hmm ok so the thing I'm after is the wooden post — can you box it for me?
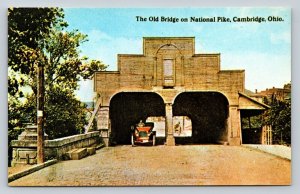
[270,125,272,145]
[37,64,45,163]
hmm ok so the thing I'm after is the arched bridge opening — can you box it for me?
[109,92,165,145]
[173,92,229,144]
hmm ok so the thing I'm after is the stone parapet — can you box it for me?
[11,131,101,166]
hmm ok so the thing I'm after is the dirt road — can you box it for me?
[9,145,291,186]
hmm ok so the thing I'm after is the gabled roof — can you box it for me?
[238,92,271,110]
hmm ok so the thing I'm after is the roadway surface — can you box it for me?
[9,145,291,186]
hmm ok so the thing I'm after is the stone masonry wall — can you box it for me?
[93,37,245,145]
[94,37,244,106]
[11,132,100,166]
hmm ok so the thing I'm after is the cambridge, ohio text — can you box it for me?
[136,16,284,23]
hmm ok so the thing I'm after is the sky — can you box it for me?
[63,8,291,102]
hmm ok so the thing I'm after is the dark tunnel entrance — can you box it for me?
[109,92,165,145]
[173,92,229,144]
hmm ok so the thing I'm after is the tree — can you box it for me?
[8,8,107,164]
[8,8,106,96]
[8,8,67,97]
[263,96,291,145]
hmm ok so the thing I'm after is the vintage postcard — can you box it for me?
[8,8,291,186]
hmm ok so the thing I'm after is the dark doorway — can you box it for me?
[240,110,264,144]
[242,128,262,144]
[173,92,229,144]
[109,92,165,145]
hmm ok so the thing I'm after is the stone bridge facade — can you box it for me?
[92,37,268,146]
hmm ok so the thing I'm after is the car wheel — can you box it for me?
[153,135,156,146]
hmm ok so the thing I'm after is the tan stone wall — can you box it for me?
[143,37,194,57]
[93,37,245,145]
[11,132,101,166]
[94,37,244,106]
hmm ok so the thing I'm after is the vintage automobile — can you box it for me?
[131,121,156,146]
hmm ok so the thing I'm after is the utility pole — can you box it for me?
[37,62,45,163]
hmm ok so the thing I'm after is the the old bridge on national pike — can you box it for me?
[88,37,270,146]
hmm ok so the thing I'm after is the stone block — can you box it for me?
[69,148,87,160]
[65,149,77,160]
[87,147,96,155]
[19,150,37,160]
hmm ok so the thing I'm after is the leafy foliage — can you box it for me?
[8,8,107,165]
[263,97,291,145]
[8,8,67,96]
[44,87,87,138]
[241,115,263,129]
